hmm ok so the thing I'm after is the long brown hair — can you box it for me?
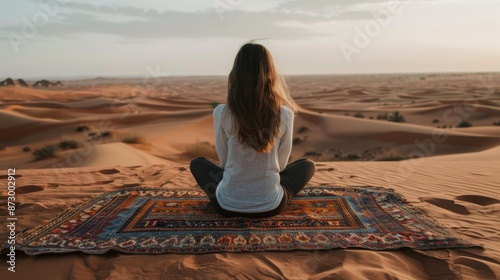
[227,41,297,153]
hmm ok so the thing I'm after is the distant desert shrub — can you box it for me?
[354,112,364,118]
[23,146,31,152]
[292,137,303,145]
[301,150,331,161]
[185,141,218,160]
[297,126,310,134]
[456,121,472,128]
[369,116,373,119]
[100,131,112,138]
[121,134,144,144]
[76,125,90,132]
[493,121,500,126]
[302,146,408,162]
[58,140,81,150]
[346,153,360,160]
[33,145,58,160]
[374,147,406,161]
[211,102,220,109]
[303,151,322,157]
[432,119,440,123]
[388,111,405,122]
[376,113,388,120]
[377,154,406,161]
[88,132,97,138]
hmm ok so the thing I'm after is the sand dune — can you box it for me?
[292,108,500,159]
[427,144,500,161]
[410,103,500,117]
[0,159,498,279]
[0,109,59,129]
[0,73,499,279]
[455,126,500,136]
[63,142,175,168]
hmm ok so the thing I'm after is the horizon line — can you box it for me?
[1,70,499,81]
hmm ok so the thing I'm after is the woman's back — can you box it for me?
[189,41,315,218]
[213,104,294,213]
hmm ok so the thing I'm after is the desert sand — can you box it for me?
[0,73,499,279]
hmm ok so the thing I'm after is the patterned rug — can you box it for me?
[5,186,478,255]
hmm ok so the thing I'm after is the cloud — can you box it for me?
[276,0,396,16]
[0,0,398,41]
[1,0,489,42]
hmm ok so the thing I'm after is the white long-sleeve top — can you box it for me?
[213,104,294,213]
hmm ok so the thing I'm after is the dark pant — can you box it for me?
[189,157,316,218]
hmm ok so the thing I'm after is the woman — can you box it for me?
[190,42,316,218]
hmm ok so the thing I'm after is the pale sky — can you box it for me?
[0,0,499,79]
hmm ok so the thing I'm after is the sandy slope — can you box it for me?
[427,145,500,161]
[0,149,498,279]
